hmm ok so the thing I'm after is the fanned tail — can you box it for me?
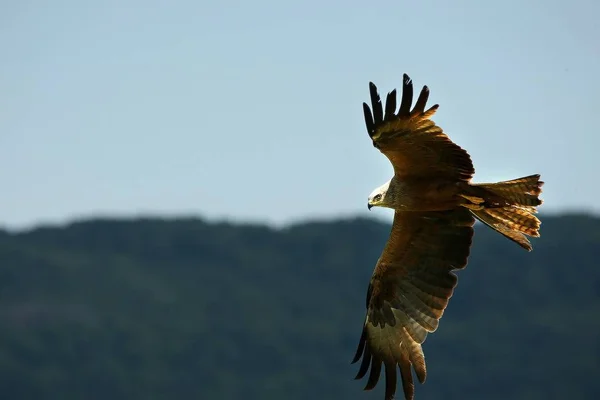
[460,174,543,251]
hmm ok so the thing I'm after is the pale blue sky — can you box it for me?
[1,0,598,229]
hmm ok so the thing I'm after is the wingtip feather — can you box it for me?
[363,102,374,136]
[384,89,397,120]
[364,357,382,391]
[351,329,366,364]
[369,82,383,124]
[399,73,414,117]
[412,86,430,115]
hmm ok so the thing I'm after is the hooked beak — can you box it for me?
[367,203,372,211]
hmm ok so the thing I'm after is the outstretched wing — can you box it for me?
[363,74,475,181]
[352,209,475,400]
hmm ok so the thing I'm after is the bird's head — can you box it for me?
[367,179,392,210]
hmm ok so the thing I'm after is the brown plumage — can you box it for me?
[354,74,543,400]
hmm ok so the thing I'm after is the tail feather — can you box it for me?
[484,207,540,237]
[471,207,538,251]
[462,174,543,251]
[477,175,542,206]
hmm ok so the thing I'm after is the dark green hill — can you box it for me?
[1,214,599,400]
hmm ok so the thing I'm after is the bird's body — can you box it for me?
[370,177,463,212]
[352,74,543,400]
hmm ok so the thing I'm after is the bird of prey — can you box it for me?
[352,74,543,400]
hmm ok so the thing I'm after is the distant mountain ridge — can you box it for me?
[1,213,599,400]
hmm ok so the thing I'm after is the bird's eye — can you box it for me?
[373,194,382,202]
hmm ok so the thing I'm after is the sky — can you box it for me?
[1,0,599,230]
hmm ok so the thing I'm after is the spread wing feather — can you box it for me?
[352,209,475,400]
[363,74,475,181]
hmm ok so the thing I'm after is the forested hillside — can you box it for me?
[1,214,599,400]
